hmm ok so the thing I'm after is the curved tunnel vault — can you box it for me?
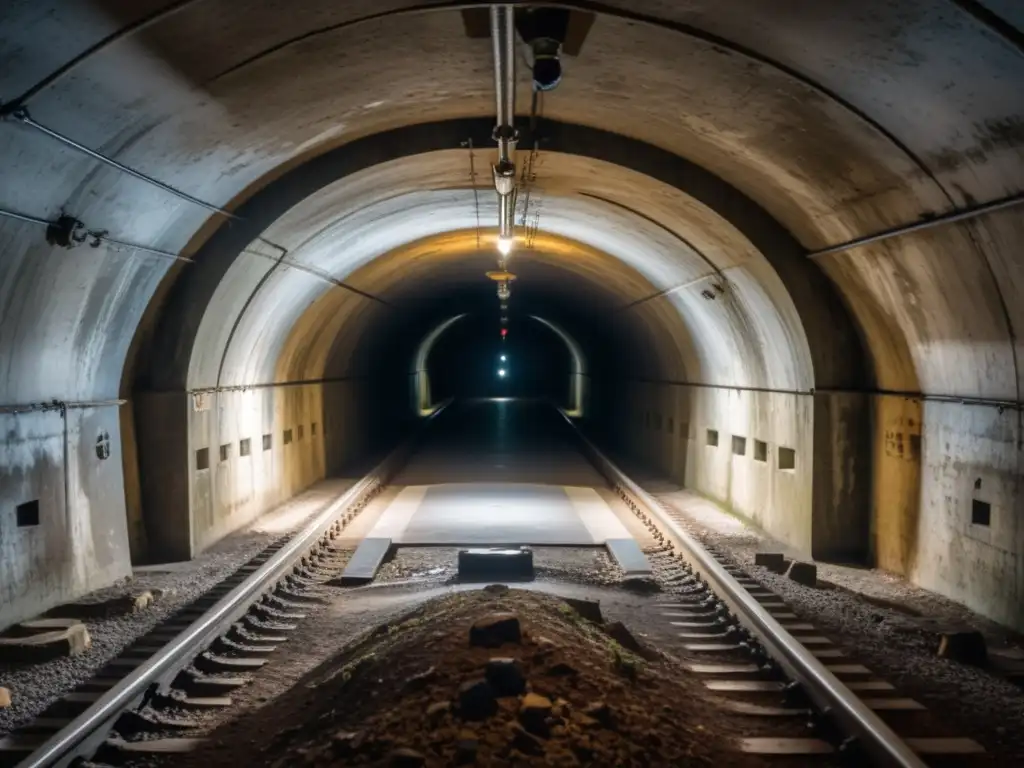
[528,316,588,417]
[414,315,469,416]
[1,1,1022,631]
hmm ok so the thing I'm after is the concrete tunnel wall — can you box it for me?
[134,134,861,581]
[1,0,1022,631]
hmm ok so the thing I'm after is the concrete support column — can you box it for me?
[135,391,193,562]
[811,391,872,562]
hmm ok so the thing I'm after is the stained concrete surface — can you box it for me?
[354,401,638,547]
[0,1,1022,633]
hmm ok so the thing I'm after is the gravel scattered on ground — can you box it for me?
[374,547,624,589]
[645,482,1024,762]
[0,479,355,736]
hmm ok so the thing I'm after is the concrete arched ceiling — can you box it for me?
[185,148,813,402]
[0,0,1021,410]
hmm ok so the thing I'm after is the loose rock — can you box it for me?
[562,597,603,624]
[388,747,426,766]
[0,623,91,661]
[458,679,498,720]
[403,665,437,692]
[605,621,655,660]
[485,657,526,696]
[454,729,479,764]
[508,722,544,756]
[469,613,521,648]
[754,552,787,573]
[582,700,615,728]
[519,692,553,735]
[621,576,661,593]
[426,700,451,722]
[331,730,365,756]
[786,561,817,587]
[544,660,579,677]
[937,630,988,666]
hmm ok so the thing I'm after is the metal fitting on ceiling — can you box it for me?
[490,4,518,167]
[515,7,573,92]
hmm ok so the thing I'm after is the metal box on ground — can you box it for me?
[458,547,534,582]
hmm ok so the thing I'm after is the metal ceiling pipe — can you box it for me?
[498,193,514,239]
[490,4,518,166]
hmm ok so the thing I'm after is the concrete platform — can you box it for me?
[339,481,651,583]
[372,483,634,546]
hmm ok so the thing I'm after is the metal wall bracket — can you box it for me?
[45,214,86,249]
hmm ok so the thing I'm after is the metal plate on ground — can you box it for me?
[336,537,392,585]
[604,538,652,575]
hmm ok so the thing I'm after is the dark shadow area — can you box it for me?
[427,315,572,404]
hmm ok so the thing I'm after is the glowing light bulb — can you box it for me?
[500,355,507,362]
[497,236,514,256]
[498,368,507,377]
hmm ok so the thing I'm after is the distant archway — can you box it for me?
[529,316,587,417]
[411,314,467,414]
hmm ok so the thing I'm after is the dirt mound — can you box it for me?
[257,588,753,767]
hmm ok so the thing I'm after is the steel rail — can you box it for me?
[559,410,927,768]
[18,403,448,768]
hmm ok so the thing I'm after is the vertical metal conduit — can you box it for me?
[490,4,518,242]
[490,4,517,166]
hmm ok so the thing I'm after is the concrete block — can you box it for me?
[458,548,534,582]
[754,552,787,573]
[46,591,153,619]
[333,538,392,585]
[562,597,603,624]
[937,631,988,666]
[786,561,817,587]
[605,538,652,575]
[605,621,656,660]
[0,687,10,708]
[0,623,91,661]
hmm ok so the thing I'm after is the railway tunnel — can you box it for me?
[1,0,1023,686]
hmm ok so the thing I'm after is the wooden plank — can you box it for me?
[739,738,834,755]
[905,738,985,755]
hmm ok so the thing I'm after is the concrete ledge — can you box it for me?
[605,538,652,576]
[333,538,392,586]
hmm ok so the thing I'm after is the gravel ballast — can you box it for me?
[0,478,356,736]
[645,479,1024,762]
[149,588,771,767]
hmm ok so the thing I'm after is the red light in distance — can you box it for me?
[500,328,508,337]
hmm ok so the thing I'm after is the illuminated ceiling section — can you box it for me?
[188,149,812,399]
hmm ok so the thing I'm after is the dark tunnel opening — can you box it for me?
[426,316,574,404]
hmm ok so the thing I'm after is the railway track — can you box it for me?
[0,407,447,768]
[564,413,988,768]
[2,401,996,767]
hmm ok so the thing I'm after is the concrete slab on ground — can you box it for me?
[339,481,651,581]
[336,538,392,585]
